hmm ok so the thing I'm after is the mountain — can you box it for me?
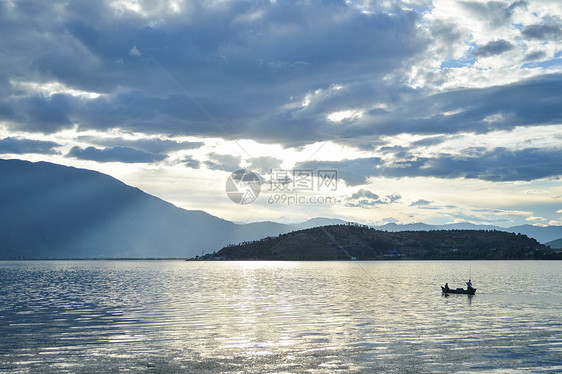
[0,159,294,259]
[214,224,558,260]
[294,217,349,230]
[2,158,561,259]
[368,222,562,244]
[504,225,562,244]
[545,238,562,249]
[231,221,295,245]
[376,222,436,231]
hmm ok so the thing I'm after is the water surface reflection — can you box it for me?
[0,260,560,372]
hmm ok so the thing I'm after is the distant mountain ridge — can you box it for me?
[294,220,562,244]
[545,238,562,249]
[293,217,349,230]
[369,222,562,244]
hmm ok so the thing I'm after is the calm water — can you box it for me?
[0,260,560,373]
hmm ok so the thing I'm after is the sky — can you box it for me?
[1,0,561,227]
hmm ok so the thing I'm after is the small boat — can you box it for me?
[441,286,476,295]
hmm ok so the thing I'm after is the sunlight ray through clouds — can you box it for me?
[0,0,560,226]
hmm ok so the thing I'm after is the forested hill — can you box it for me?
[213,224,560,260]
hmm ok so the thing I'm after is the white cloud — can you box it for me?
[129,45,141,57]
[408,0,562,91]
[526,216,547,222]
[10,80,102,99]
[327,109,363,123]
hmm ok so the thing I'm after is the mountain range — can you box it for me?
[367,222,562,244]
[1,159,561,259]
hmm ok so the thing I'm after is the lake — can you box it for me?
[0,260,560,373]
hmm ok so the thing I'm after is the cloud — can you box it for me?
[382,217,399,223]
[458,0,527,27]
[473,40,514,57]
[411,136,450,147]
[523,50,547,62]
[247,156,283,175]
[296,158,382,186]
[182,155,201,169]
[400,147,562,182]
[129,45,141,57]
[204,153,241,172]
[387,193,401,203]
[0,137,60,154]
[350,189,380,200]
[447,210,512,224]
[0,0,426,143]
[68,146,166,163]
[410,199,432,207]
[1,1,561,149]
[79,136,204,154]
[1,0,562,227]
[302,147,562,183]
[526,216,547,222]
[2,94,74,133]
[345,188,401,208]
[522,24,562,40]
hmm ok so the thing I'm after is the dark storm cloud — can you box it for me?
[2,94,74,133]
[68,146,166,163]
[381,147,562,181]
[262,72,562,147]
[2,0,561,155]
[0,137,60,154]
[0,0,425,141]
[473,40,514,57]
[346,74,562,139]
[300,147,562,184]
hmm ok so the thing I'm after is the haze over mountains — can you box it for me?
[1,159,561,259]
[0,159,294,258]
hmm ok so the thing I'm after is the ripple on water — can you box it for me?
[0,260,561,373]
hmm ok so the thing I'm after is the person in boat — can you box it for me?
[444,283,449,290]
[466,279,472,289]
